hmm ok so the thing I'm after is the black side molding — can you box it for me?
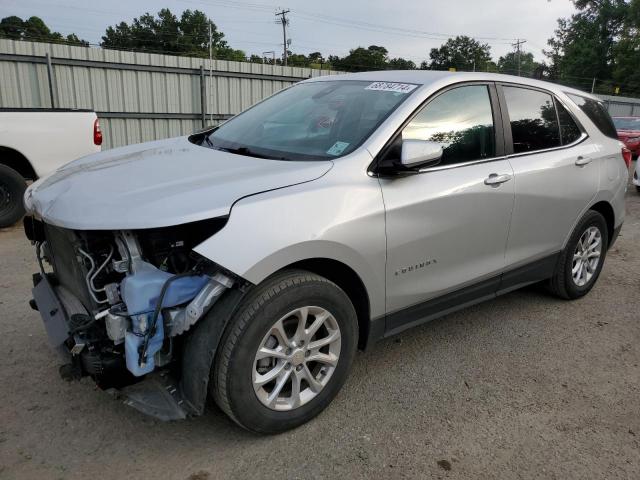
[385,276,499,337]
[381,252,561,339]
[497,252,559,295]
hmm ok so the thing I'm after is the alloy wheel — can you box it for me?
[572,226,602,287]
[252,306,341,411]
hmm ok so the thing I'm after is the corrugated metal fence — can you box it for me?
[2,39,639,150]
[597,94,640,117]
[0,39,339,149]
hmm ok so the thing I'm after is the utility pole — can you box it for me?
[591,77,597,93]
[208,20,214,124]
[275,9,290,66]
[511,38,526,76]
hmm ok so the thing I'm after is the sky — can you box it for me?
[0,0,577,64]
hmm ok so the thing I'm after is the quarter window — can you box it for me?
[401,85,496,166]
[567,93,618,140]
[556,101,582,145]
[503,86,560,153]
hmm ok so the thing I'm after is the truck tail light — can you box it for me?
[622,146,632,168]
[93,118,103,146]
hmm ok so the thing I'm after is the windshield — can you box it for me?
[200,80,418,160]
[613,117,640,131]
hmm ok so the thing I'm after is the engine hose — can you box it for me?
[138,271,200,366]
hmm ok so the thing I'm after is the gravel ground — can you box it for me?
[1,176,639,480]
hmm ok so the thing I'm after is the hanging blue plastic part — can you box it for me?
[121,262,209,376]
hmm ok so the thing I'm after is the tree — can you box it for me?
[388,57,416,70]
[612,0,640,94]
[287,53,309,67]
[329,45,389,72]
[427,36,492,71]
[307,52,324,64]
[0,15,87,45]
[65,33,89,47]
[0,16,26,39]
[545,0,629,90]
[497,51,540,76]
[101,8,246,60]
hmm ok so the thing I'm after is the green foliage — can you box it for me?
[497,52,541,76]
[612,0,640,94]
[545,0,639,94]
[323,45,414,71]
[0,15,88,45]
[101,8,246,60]
[329,45,389,72]
[424,36,492,71]
[388,57,416,70]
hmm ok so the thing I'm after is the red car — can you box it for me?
[613,116,640,158]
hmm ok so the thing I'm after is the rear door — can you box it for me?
[497,84,599,272]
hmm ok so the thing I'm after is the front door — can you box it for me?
[376,84,515,329]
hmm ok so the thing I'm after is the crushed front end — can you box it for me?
[24,216,237,420]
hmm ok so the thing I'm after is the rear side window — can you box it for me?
[401,85,496,166]
[503,86,560,153]
[556,101,582,145]
[567,93,618,139]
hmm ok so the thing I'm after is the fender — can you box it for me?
[193,161,388,319]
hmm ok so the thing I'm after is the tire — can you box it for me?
[636,185,640,194]
[547,210,608,300]
[212,269,358,434]
[0,164,27,228]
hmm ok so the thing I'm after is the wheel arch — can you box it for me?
[179,257,376,417]
[0,146,37,180]
[283,258,372,350]
[589,200,615,247]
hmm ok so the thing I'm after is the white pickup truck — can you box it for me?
[0,109,102,227]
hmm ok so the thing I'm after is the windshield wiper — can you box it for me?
[216,146,288,160]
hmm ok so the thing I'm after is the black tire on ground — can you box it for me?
[0,164,27,228]
[636,185,640,194]
[547,210,608,300]
[212,269,358,434]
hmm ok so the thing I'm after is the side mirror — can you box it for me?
[401,139,443,168]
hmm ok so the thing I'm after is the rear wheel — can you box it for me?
[0,164,27,228]
[212,270,358,433]
[636,185,640,194]
[548,210,608,299]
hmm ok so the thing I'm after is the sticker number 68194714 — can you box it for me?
[365,82,418,93]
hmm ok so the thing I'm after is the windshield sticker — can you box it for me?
[365,82,418,94]
[326,141,350,156]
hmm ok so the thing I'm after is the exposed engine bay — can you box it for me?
[24,216,236,398]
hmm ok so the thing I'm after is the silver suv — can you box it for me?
[24,71,627,433]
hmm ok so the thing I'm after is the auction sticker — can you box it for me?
[365,82,418,93]
[326,141,350,156]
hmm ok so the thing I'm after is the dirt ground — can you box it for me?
[1,175,639,480]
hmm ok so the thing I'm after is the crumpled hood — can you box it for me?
[25,136,333,230]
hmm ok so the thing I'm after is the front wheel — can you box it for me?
[548,210,608,300]
[212,270,358,433]
[0,164,27,228]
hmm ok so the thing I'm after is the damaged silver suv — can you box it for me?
[24,71,627,433]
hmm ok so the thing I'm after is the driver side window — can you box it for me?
[400,85,496,167]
